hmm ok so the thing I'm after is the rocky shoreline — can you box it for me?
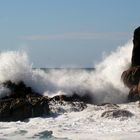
[0,80,88,121]
[0,27,140,121]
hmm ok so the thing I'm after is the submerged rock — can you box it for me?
[97,103,119,109]
[101,109,133,118]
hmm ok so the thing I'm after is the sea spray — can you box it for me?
[0,51,57,96]
[0,41,133,103]
[90,41,132,103]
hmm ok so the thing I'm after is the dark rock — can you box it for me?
[121,66,140,101]
[132,26,140,67]
[128,85,140,102]
[33,130,53,139]
[3,80,41,99]
[0,96,49,121]
[0,80,90,121]
[101,109,133,118]
[121,66,140,88]
[10,98,32,121]
[27,96,49,117]
[121,27,140,102]
[49,99,87,114]
[0,98,12,119]
[0,81,49,121]
[50,93,93,104]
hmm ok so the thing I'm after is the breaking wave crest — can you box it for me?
[0,41,133,103]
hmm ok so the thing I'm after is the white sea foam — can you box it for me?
[0,41,132,103]
[0,102,140,140]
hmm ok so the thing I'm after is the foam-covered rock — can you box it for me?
[49,93,93,104]
[0,81,90,121]
[101,109,133,118]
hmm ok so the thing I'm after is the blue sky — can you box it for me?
[0,0,140,67]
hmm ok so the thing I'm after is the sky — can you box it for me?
[0,0,140,68]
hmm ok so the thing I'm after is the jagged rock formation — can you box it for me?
[0,81,49,121]
[0,81,88,121]
[49,93,93,104]
[122,27,140,101]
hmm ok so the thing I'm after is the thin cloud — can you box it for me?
[19,32,130,41]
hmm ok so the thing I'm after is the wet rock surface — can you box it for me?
[0,81,49,121]
[101,109,133,118]
[0,95,49,121]
[49,99,87,115]
[122,27,140,102]
[97,103,119,110]
[0,81,88,121]
[49,93,93,104]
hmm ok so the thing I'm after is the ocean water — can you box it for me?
[0,40,140,140]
